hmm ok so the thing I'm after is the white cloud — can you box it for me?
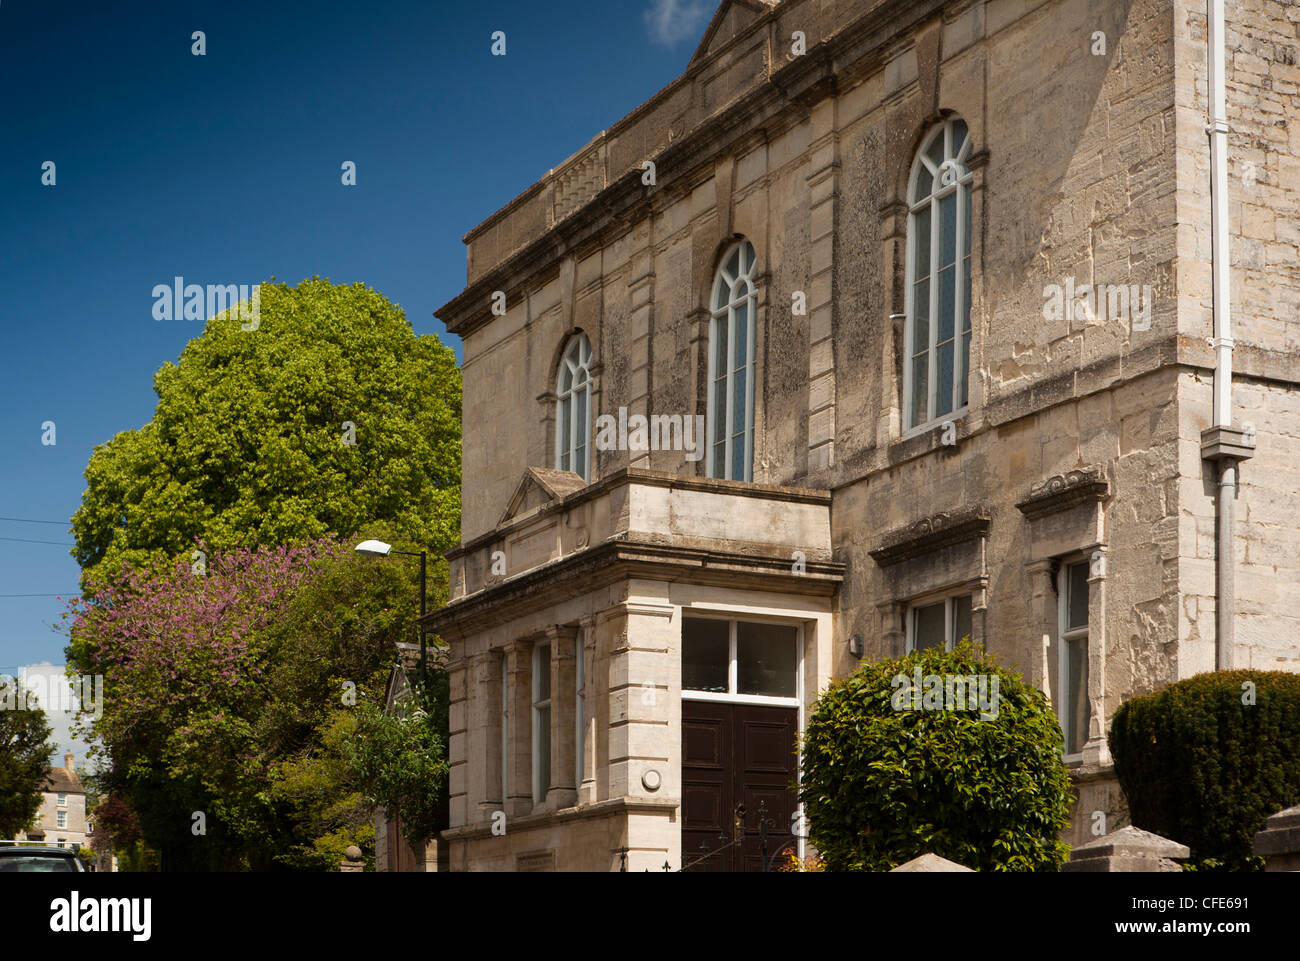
[644,0,712,48]
[4,662,95,772]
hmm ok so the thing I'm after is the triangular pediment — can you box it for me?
[690,0,777,67]
[499,467,587,527]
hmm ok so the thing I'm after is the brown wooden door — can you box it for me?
[681,700,798,872]
[389,814,420,873]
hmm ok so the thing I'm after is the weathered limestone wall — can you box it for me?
[456,0,1186,542]
[1173,0,1299,368]
[1176,374,1300,674]
[831,367,1182,715]
[1167,0,1300,678]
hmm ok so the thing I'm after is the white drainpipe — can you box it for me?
[1201,0,1254,670]
[1208,0,1232,433]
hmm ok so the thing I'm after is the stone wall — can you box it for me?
[1168,0,1300,676]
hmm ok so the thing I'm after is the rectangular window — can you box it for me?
[574,635,585,791]
[683,617,729,693]
[682,616,799,704]
[906,594,973,652]
[57,793,67,808]
[500,655,509,803]
[1058,560,1092,757]
[737,621,798,698]
[532,643,551,805]
[57,811,67,829]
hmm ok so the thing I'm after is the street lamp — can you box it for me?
[354,539,427,686]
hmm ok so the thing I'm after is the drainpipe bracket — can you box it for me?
[1200,425,1255,462]
[1206,336,1235,350]
[1206,120,1230,136]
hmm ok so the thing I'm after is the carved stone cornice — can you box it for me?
[869,506,990,567]
[1016,466,1110,521]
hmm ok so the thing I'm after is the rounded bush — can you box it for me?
[799,641,1072,871]
[1109,669,1300,871]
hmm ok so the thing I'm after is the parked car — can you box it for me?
[0,846,85,873]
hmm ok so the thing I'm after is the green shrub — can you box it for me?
[799,641,1072,871]
[1109,669,1300,871]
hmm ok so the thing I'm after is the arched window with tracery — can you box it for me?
[904,116,974,430]
[555,333,592,481]
[707,239,758,481]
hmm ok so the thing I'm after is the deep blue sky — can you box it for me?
[0,0,714,760]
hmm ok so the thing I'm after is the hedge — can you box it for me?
[1109,669,1300,870]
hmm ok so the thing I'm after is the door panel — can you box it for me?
[736,705,797,872]
[681,702,732,872]
[682,701,797,872]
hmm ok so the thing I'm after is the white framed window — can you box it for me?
[706,240,758,481]
[532,643,551,805]
[56,793,67,807]
[681,615,800,706]
[1057,559,1091,759]
[904,116,974,431]
[555,334,593,481]
[906,593,973,652]
[57,811,67,829]
[574,634,585,792]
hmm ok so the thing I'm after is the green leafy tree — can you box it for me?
[344,671,450,854]
[256,524,445,869]
[270,710,376,871]
[64,277,459,870]
[70,277,460,589]
[0,677,56,838]
[799,641,1072,871]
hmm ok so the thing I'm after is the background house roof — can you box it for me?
[43,765,83,796]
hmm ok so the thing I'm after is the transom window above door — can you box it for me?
[905,116,974,431]
[707,240,758,482]
[682,616,798,702]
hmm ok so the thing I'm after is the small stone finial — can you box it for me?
[339,845,365,872]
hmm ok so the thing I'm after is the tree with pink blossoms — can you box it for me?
[65,530,443,871]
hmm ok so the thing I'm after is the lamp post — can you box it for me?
[354,539,427,687]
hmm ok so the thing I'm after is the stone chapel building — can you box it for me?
[426,0,1300,870]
